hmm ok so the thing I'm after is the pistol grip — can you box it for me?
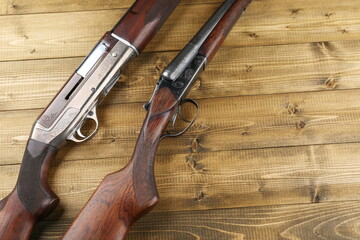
[0,140,59,240]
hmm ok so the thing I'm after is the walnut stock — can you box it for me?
[0,140,59,240]
[62,87,179,240]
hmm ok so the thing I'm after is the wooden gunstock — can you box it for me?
[62,87,178,240]
[0,140,59,240]
[199,0,252,62]
[112,0,180,52]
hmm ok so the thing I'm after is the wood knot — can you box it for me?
[186,155,197,169]
[191,138,199,152]
[154,56,169,74]
[312,194,320,203]
[155,63,164,72]
[68,186,75,193]
[311,192,327,203]
[341,29,348,34]
[248,32,258,38]
[110,134,118,143]
[195,192,205,203]
[286,104,301,115]
[324,77,336,90]
[245,65,252,72]
[290,8,302,15]
[185,155,205,172]
[296,121,306,129]
[325,12,333,18]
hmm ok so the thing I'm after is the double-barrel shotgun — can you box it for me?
[62,0,252,239]
[0,1,180,239]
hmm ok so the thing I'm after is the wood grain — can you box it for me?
[31,201,360,240]
[1,0,360,61]
[2,39,360,112]
[2,89,360,164]
[0,4,216,62]
[2,142,360,220]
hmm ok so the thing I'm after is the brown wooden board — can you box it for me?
[30,201,360,239]
[2,89,360,164]
[3,142,360,220]
[1,1,360,61]
[1,39,360,111]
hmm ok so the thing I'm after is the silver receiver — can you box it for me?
[30,35,137,148]
[77,41,110,78]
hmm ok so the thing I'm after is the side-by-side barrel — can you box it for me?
[199,0,252,61]
[162,0,236,82]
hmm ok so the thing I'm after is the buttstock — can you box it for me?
[0,140,59,240]
[62,163,155,240]
[63,87,178,240]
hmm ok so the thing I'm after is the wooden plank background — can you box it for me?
[1,0,360,239]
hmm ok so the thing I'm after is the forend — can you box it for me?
[30,32,138,148]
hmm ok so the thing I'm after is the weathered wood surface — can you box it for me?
[3,142,360,220]
[2,40,360,111]
[3,89,360,165]
[1,0,360,239]
[1,0,360,62]
[30,201,360,240]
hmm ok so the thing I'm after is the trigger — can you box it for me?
[161,98,199,139]
[76,128,86,138]
[67,105,100,143]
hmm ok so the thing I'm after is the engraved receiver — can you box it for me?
[31,32,136,146]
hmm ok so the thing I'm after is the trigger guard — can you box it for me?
[161,98,199,139]
[178,99,199,123]
[67,107,99,143]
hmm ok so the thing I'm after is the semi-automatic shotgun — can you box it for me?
[0,0,180,239]
[62,0,252,239]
